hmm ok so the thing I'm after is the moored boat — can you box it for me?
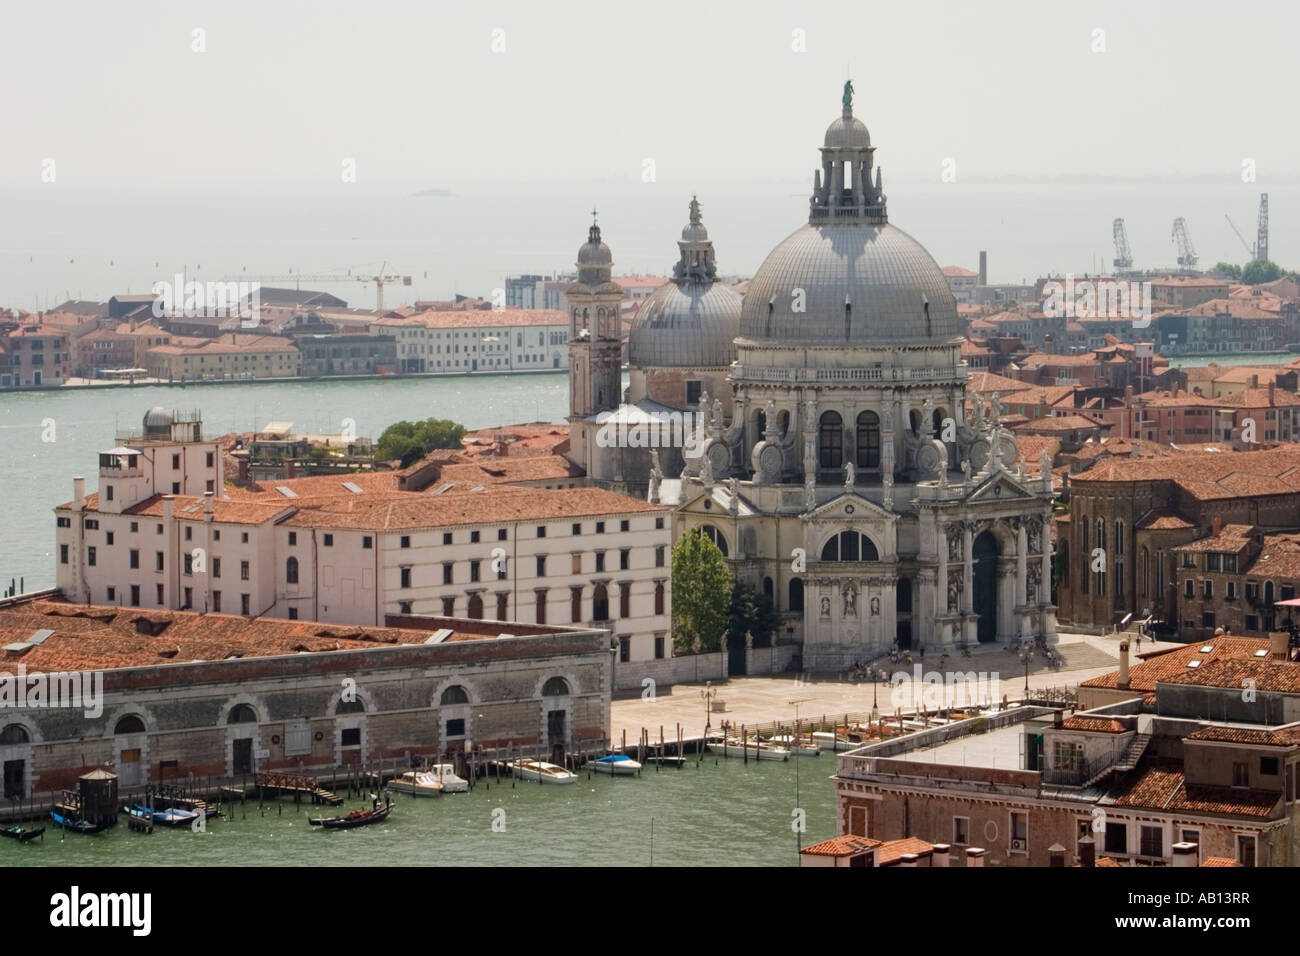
[425,763,470,793]
[387,771,444,797]
[511,759,578,784]
[1,824,44,841]
[708,738,791,761]
[50,811,110,834]
[590,754,642,775]
[771,734,821,756]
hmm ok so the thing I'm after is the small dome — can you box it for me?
[824,114,871,151]
[577,222,612,266]
[630,281,741,368]
[681,221,709,243]
[142,406,173,434]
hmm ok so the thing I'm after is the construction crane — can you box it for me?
[1257,192,1269,265]
[219,268,413,317]
[1112,218,1133,271]
[1171,217,1198,270]
[1225,214,1255,260]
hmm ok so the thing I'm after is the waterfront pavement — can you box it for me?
[610,629,1179,743]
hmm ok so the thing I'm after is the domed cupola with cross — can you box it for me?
[810,79,887,223]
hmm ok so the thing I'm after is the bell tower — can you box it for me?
[565,212,624,474]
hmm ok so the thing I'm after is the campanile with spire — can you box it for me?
[564,213,624,475]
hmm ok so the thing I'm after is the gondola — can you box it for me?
[308,802,394,830]
[49,810,110,834]
[125,804,200,827]
[1,824,45,841]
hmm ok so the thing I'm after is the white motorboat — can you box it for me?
[512,759,578,784]
[811,732,859,752]
[425,763,470,793]
[771,734,821,756]
[708,738,791,761]
[388,771,444,797]
[589,754,643,775]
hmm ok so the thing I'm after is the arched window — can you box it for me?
[909,409,923,435]
[819,411,843,469]
[856,411,880,469]
[763,577,774,600]
[227,704,258,724]
[654,582,665,615]
[285,556,298,585]
[1139,548,1149,597]
[114,714,145,735]
[467,594,484,619]
[592,584,609,621]
[820,531,879,562]
[699,525,729,557]
[932,409,946,438]
[0,724,29,745]
[440,685,469,706]
[335,698,365,714]
[789,578,804,613]
[542,677,570,697]
[755,409,767,437]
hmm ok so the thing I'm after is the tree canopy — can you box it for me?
[728,581,779,648]
[670,528,731,654]
[1240,260,1284,285]
[375,418,466,467]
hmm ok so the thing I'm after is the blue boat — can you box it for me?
[128,804,199,827]
[590,754,642,776]
[50,810,109,834]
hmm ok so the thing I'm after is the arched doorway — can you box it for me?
[896,578,912,649]
[973,531,999,643]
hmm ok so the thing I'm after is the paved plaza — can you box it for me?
[610,630,1177,743]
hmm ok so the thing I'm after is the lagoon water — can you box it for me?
[2,754,837,867]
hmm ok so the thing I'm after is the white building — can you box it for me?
[55,408,673,667]
[371,309,570,373]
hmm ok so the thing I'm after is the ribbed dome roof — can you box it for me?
[142,406,173,433]
[578,238,612,266]
[824,114,870,150]
[738,222,960,346]
[629,281,741,368]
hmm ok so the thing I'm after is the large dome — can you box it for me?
[630,281,741,367]
[739,222,960,347]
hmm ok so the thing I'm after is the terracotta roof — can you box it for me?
[1135,512,1194,531]
[942,266,978,278]
[966,371,1036,395]
[800,835,881,857]
[1016,414,1109,433]
[1160,657,1300,693]
[0,599,546,673]
[1060,716,1128,733]
[1186,725,1300,747]
[1174,525,1256,551]
[1110,759,1279,818]
[1201,857,1243,867]
[1081,636,1272,692]
[436,456,583,485]
[1071,445,1300,501]
[877,837,936,865]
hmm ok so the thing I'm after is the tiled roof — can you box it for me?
[1201,857,1243,867]
[1016,414,1108,432]
[1110,759,1278,819]
[1160,657,1300,693]
[800,835,881,857]
[1135,513,1194,530]
[436,456,583,484]
[0,599,533,672]
[877,837,936,865]
[1072,445,1300,501]
[942,266,978,278]
[1061,716,1128,733]
[1174,525,1256,551]
[1248,534,1300,578]
[281,486,663,531]
[1186,724,1300,747]
[967,371,1035,394]
[1080,636,1272,692]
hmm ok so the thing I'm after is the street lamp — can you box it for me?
[1018,644,1035,697]
[701,682,717,735]
[870,680,880,737]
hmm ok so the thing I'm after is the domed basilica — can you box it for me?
[565,85,1056,667]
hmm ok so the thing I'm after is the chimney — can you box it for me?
[162,495,175,523]
[900,853,919,868]
[74,476,86,508]
[1171,841,1198,867]
[1251,374,1259,389]
[1269,381,1276,404]
[1077,835,1096,868]
[1270,630,1290,660]
[1053,708,1064,728]
[203,490,214,516]
[966,847,986,868]
[1118,640,1130,689]
[1212,515,1223,537]
[1048,843,1067,867]
[978,251,988,287]
[931,843,951,867]
[1125,385,1133,401]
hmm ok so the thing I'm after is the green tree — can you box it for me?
[670,528,731,654]
[375,418,466,467]
[1241,260,1284,285]
[728,581,779,647]
[1209,261,1242,281]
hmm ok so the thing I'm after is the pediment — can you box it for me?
[807,491,896,522]
[967,471,1038,502]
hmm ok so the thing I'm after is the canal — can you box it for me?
[2,755,838,867]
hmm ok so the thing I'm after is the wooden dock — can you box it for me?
[253,772,342,806]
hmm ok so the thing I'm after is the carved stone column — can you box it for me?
[1040,516,1052,605]
[961,521,974,615]
[937,521,949,613]
[1015,518,1028,608]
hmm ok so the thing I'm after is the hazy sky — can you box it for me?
[4,0,1299,192]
